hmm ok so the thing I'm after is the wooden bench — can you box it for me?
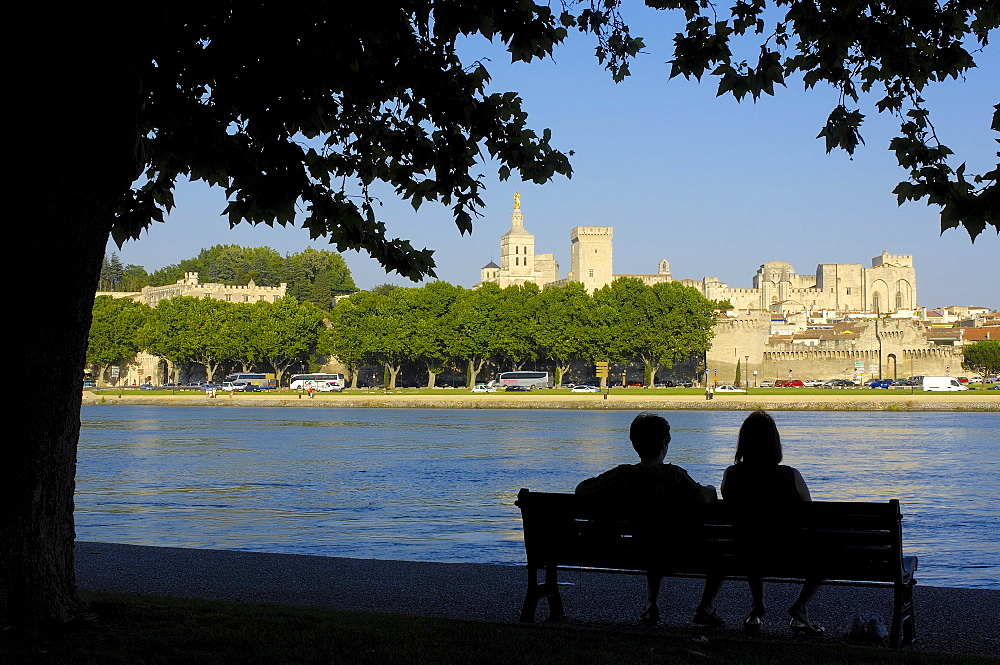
[516,488,918,647]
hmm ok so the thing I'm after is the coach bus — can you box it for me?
[490,371,552,390]
[223,372,277,388]
[289,373,346,391]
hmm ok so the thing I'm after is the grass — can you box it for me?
[2,592,992,665]
[101,386,1000,397]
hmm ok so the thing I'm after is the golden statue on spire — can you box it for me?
[514,191,521,211]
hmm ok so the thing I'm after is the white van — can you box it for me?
[922,376,968,391]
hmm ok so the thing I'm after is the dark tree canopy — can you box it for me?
[567,0,998,239]
[112,2,576,281]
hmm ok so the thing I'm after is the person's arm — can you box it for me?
[720,466,731,497]
[575,466,622,496]
[792,468,811,501]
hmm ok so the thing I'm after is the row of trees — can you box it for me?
[88,295,327,385]
[327,278,725,388]
[88,277,724,389]
[98,245,357,310]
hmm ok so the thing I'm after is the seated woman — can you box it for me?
[721,410,824,635]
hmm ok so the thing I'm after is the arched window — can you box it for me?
[896,292,903,309]
[872,294,881,313]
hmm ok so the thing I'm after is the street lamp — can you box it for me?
[745,355,750,392]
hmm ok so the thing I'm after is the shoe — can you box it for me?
[692,609,726,628]
[639,605,660,627]
[789,617,825,636]
[743,613,763,632]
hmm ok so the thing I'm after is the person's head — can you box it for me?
[734,409,782,465]
[630,412,670,461]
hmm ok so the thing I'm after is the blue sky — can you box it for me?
[108,11,998,309]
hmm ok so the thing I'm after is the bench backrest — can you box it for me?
[516,488,908,584]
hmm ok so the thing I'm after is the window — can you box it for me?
[846,287,852,295]
[588,269,594,278]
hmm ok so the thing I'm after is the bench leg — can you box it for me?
[890,580,916,647]
[521,566,564,623]
[520,565,565,622]
[546,564,565,620]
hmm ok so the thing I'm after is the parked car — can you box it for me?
[869,379,894,389]
[241,384,262,392]
[505,385,530,392]
[759,380,775,388]
[571,384,601,393]
[138,384,156,390]
[990,384,1000,390]
[802,379,823,387]
[825,379,856,388]
[200,384,220,391]
[715,385,747,393]
[471,384,496,393]
[775,380,804,387]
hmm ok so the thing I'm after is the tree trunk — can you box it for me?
[386,363,401,389]
[426,369,437,388]
[5,49,143,624]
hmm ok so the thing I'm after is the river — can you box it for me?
[75,406,999,588]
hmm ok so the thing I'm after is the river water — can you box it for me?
[75,406,999,589]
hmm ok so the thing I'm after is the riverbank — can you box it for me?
[82,390,1000,411]
[75,541,1000,657]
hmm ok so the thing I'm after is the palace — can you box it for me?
[478,195,981,383]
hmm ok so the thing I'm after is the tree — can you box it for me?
[86,297,149,384]
[593,279,721,385]
[249,298,326,385]
[535,282,597,385]
[325,294,377,389]
[11,0,996,624]
[570,1,998,239]
[962,340,1000,381]
[408,282,464,387]
[284,248,358,310]
[451,283,506,387]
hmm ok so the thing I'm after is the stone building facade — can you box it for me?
[139,272,287,306]
[477,195,968,383]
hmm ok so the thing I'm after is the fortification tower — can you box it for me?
[569,226,614,293]
[498,191,536,285]
[865,250,916,313]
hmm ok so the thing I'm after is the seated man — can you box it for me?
[575,412,723,627]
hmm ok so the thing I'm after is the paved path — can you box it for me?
[81,390,1000,411]
[76,542,999,657]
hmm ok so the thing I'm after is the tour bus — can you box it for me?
[223,372,277,388]
[289,373,346,391]
[490,371,552,390]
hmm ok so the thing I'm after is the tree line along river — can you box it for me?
[75,406,999,589]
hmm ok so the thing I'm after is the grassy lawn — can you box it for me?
[2,592,991,665]
[94,385,999,397]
